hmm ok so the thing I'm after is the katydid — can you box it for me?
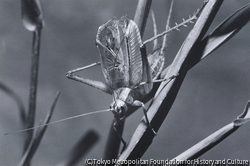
[66,15,178,146]
[7,10,198,144]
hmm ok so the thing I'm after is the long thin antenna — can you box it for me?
[5,109,110,135]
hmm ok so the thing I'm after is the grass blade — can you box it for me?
[18,92,60,166]
[133,0,152,37]
[103,119,125,159]
[58,130,99,166]
[201,3,250,57]
[187,3,250,69]
[159,3,250,86]
[24,26,42,157]
[173,101,250,160]
[0,82,26,125]
[21,0,45,156]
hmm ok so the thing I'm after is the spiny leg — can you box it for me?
[66,62,112,94]
[146,9,167,80]
[143,0,199,46]
[113,119,127,152]
[132,100,157,135]
[146,1,176,82]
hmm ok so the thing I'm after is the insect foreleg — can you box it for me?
[113,120,127,152]
[153,73,179,85]
[132,100,157,135]
[66,62,112,94]
[67,61,100,74]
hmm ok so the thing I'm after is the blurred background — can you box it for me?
[0,0,250,165]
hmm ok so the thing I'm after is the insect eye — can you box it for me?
[126,96,133,104]
[119,104,127,118]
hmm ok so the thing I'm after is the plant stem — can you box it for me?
[133,0,152,38]
[24,28,42,155]
[19,92,60,166]
[103,120,125,159]
[173,101,250,160]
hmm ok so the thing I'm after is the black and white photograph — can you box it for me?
[0,0,250,166]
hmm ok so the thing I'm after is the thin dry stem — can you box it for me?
[160,0,174,54]
[133,0,152,38]
[24,28,42,157]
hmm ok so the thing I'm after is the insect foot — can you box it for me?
[132,100,157,136]
[170,73,179,79]
[113,120,127,152]
[164,73,179,82]
[110,100,128,150]
[66,71,73,78]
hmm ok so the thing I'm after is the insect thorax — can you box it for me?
[113,87,134,105]
[109,87,134,119]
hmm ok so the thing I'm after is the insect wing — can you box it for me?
[96,16,143,89]
[147,48,165,80]
[96,18,129,89]
[124,18,144,87]
[134,46,153,99]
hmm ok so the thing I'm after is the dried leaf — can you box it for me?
[200,3,250,58]
[161,3,250,80]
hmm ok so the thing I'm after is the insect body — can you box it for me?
[67,16,172,145]
[96,16,163,121]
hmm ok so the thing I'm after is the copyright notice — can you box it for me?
[85,158,249,166]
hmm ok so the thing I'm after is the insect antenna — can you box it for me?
[5,109,110,135]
